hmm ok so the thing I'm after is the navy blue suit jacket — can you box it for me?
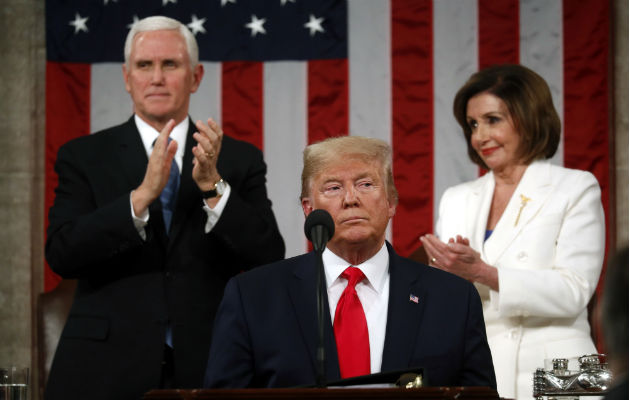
[204,243,496,388]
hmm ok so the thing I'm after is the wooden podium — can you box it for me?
[144,387,500,399]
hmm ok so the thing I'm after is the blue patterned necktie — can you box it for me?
[156,138,180,234]
[152,139,178,348]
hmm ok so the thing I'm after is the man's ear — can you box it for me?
[301,198,313,217]
[387,200,397,219]
[190,63,204,93]
[122,64,131,93]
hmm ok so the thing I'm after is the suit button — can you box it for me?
[165,272,173,280]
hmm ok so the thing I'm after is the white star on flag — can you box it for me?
[127,15,140,30]
[162,0,177,5]
[221,0,236,6]
[280,0,296,5]
[187,15,207,35]
[69,13,89,34]
[304,14,325,36]
[245,15,266,37]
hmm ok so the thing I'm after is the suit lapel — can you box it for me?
[288,254,341,382]
[381,245,426,371]
[465,174,495,256]
[483,161,553,265]
[114,117,149,190]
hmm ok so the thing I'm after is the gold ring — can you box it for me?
[430,257,437,264]
[206,152,215,158]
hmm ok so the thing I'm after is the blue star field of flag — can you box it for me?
[46,0,347,62]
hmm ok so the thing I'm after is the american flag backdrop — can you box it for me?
[45,0,612,317]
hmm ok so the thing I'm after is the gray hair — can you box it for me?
[124,16,199,68]
[300,136,398,204]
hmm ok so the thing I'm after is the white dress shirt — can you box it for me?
[130,115,231,237]
[324,242,390,374]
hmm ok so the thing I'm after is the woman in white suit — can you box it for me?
[421,64,605,399]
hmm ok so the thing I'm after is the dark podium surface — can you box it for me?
[144,387,500,399]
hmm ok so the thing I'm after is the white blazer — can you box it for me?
[436,160,605,399]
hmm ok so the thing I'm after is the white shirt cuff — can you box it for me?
[202,182,231,233]
[130,191,149,240]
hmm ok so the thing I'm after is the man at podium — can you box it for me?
[204,136,496,388]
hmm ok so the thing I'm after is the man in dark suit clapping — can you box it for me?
[45,15,284,400]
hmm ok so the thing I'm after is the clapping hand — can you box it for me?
[420,234,498,290]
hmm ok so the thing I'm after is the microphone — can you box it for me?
[304,209,335,253]
[304,209,335,387]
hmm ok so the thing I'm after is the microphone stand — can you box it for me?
[304,210,334,388]
[313,226,327,388]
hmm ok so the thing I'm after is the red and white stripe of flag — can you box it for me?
[45,0,611,299]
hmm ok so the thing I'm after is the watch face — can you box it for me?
[215,179,227,195]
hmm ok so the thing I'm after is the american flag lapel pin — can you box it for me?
[409,294,419,304]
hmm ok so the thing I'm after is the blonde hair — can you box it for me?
[300,136,398,203]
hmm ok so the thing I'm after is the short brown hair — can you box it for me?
[453,64,561,169]
[300,136,398,204]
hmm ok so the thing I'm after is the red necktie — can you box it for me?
[334,266,370,378]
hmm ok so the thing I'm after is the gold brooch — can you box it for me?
[514,194,531,227]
